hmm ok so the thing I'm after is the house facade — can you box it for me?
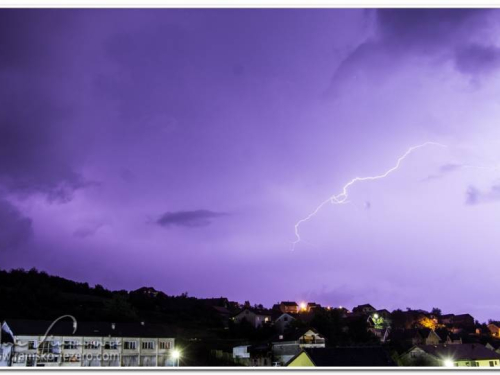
[274,313,296,334]
[401,344,500,367]
[278,302,299,314]
[352,304,376,316]
[488,324,500,337]
[233,309,271,328]
[1,319,177,367]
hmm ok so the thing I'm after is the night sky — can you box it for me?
[1,8,500,322]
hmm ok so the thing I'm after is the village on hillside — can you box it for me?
[1,269,500,367]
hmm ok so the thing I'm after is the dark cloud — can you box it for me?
[0,10,90,202]
[0,9,74,70]
[376,9,489,52]
[0,199,33,252]
[328,9,497,95]
[455,43,500,76]
[157,209,227,228]
[466,184,500,205]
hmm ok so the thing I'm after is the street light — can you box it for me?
[171,350,181,367]
[444,359,454,367]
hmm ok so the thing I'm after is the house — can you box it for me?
[454,314,475,328]
[230,343,273,367]
[278,302,299,314]
[387,328,441,346]
[440,314,455,325]
[436,329,462,345]
[233,309,271,328]
[271,328,325,365]
[273,313,297,334]
[287,347,396,367]
[1,319,177,367]
[334,307,350,317]
[306,303,321,312]
[200,297,229,308]
[375,309,391,320]
[488,324,500,337]
[401,344,500,367]
[233,345,251,359]
[415,329,441,346]
[439,314,474,328]
[352,304,376,316]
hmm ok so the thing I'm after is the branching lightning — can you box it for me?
[292,142,447,250]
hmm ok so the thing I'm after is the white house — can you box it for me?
[233,309,271,328]
[233,345,251,359]
[272,328,326,366]
[401,344,500,367]
[1,319,177,367]
[274,313,296,334]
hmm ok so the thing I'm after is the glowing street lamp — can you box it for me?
[373,313,379,320]
[171,350,181,367]
[443,359,454,367]
[299,302,307,312]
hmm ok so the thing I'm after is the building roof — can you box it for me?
[272,327,322,343]
[212,306,231,315]
[273,312,298,321]
[488,341,500,350]
[4,319,176,338]
[455,314,473,319]
[441,314,455,319]
[281,301,299,307]
[233,308,272,318]
[352,304,376,313]
[415,344,500,361]
[297,347,396,367]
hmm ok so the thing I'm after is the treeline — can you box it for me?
[0,268,222,331]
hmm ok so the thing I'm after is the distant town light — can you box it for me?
[373,313,379,319]
[443,359,454,367]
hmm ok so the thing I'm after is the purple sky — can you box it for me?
[2,8,500,322]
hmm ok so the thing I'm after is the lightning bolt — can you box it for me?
[292,141,447,250]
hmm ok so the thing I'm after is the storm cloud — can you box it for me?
[157,210,227,228]
[1,9,500,322]
[0,9,90,201]
[0,199,33,252]
[328,9,498,95]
